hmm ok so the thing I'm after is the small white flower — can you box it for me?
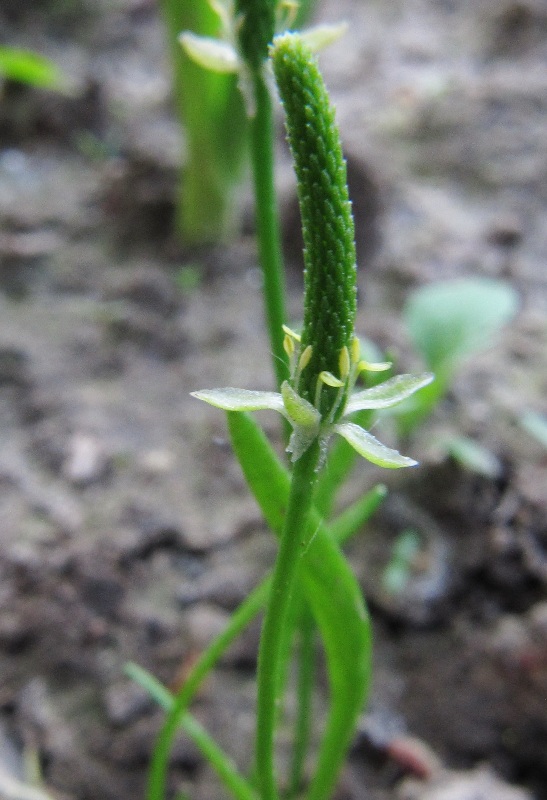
[178,0,348,114]
[192,331,433,469]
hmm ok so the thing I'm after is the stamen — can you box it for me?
[283,334,295,358]
[282,324,301,343]
[319,371,344,388]
[339,346,350,379]
[294,344,313,390]
[357,359,392,374]
[351,336,360,365]
[298,345,313,372]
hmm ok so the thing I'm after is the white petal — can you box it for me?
[191,388,286,414]
[345,373,434,414]
[298,23,349,52]
[179,32,240,73]
[334,422,417,469]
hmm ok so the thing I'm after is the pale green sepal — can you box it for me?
[179,32,240,73]
[345,373,434,414]
[297,22,349,53]
[281,381,321,427]
[191,388,286,414]
[287,426,319,463]
[334,422,418,469]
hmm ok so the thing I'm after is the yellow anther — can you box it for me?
[357,359,392,374]
[283,334,295,358]
[298,345,313,372]
[351,336,361,365]
[282,324,301,343]
[319,371,344,388]
[339,346,350,380]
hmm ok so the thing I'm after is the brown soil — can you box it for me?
[0,1,545,799]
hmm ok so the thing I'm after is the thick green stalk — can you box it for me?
[272,34,356,414]
[249,71,288,388]
[255,440,320,800]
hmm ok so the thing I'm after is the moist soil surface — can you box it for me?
[0,1,546,799]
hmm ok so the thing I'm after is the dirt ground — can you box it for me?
[0,1,546,799]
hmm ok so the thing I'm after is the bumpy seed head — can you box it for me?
[271,33,357,418]
[235,0,276,71]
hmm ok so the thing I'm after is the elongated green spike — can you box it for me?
[271,33,357,417]
[235,0,276,71]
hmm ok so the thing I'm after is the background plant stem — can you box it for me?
[160,0,247,245]
[249,71,288,389]
[255,440,320,800]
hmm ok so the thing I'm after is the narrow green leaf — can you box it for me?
[126,664,258,800]
[0,46,63,89]
[334,422,417,468]
[145,579,270,800]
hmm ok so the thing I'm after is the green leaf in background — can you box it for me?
[0,46,63,89]
[520,410,547,450]
[404,277,518,383]
[443,434,502,478]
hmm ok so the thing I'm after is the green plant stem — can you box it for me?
[126,664,258,800]
[289,603,315,798]
[249,71,288,388]
[256,440,320,800]
[145,580,270,800]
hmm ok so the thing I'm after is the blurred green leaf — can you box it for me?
[382,529,421,595]
[444,434,502,478]
[520,410,547,449]
[0,46,63,89]
[404,277,518,382]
